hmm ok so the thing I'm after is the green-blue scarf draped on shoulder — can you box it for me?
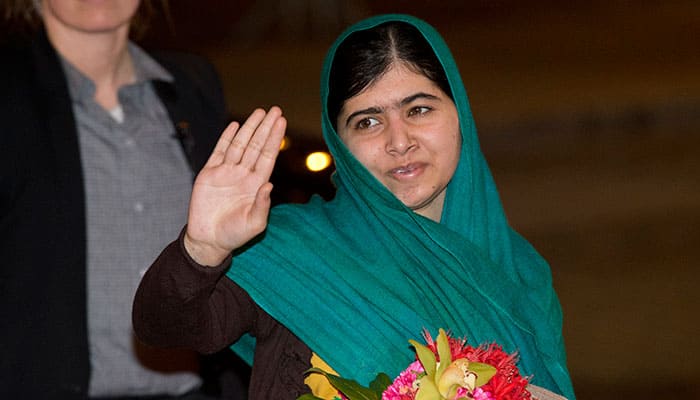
[227,14,575,399]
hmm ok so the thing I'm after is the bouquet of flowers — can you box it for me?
[299,328,531,400]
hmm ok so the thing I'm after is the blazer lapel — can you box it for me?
[152,79,199,172]
[31,30,86,218]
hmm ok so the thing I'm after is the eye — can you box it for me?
[355,117,380,130]
[407,106,431,117]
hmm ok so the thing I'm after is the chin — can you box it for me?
[399,190,445,219]
[401,198,431,212]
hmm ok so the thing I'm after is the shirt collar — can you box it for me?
[61,41,173,105]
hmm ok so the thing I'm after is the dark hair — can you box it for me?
[1,0,171,39]
[327,21,453,130]
[1,0,41,33]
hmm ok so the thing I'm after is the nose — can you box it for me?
[385,120,416,156]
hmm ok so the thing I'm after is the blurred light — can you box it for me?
[280,136,290,151]
[305,151,332,172]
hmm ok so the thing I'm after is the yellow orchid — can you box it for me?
[410,329,497,400]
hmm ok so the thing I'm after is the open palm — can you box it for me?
[185,107,287,266]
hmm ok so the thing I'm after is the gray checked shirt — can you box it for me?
[62,43,200,397]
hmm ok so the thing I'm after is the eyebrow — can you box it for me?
[343,92,440,127]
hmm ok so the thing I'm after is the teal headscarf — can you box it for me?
[227,14,575,399]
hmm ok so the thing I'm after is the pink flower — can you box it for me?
[473,387,496,400]
[382,361,424,400]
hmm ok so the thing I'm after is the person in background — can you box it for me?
[0,0,247,398]
[132,14,576,400]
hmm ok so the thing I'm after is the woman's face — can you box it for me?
[41,0,140,35]
[337,63,461,222]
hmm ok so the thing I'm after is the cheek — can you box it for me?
[434,128,461,173]
[346,140,383,172]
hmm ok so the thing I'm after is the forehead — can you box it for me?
[343,64,443,109]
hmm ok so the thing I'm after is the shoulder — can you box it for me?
[0,31,67,108]
[147,48,227,120]
[151,50,223,93]
[0,38,35,93]
[153,51,214,73]
[0,37,49,133]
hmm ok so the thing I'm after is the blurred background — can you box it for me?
[7,0,698,398]
[143,1,700,399]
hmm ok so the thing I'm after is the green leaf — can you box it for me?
[469,362,498,387]
[305,367,380,400]
[369,372,392,394]
[409,339,437,377]
[435,329,452,381]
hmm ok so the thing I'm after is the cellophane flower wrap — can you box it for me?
[299,329,531,400]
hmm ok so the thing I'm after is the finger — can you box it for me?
[224,108,267,165]
[248,182,274,233]
[238,106,284,169]
[252,115,286,181]
[204,121,240,168]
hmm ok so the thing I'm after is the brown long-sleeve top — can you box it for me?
[132,229,313,399]
[133,231,569,400]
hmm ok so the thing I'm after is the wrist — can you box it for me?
[183,232,231,267]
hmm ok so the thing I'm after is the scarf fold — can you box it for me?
[227,14,575,400]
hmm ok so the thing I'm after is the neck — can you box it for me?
[45,24,135,110]
[413,190,446,222]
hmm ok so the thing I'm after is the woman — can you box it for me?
[1,1,233,398]
[133,14,576,400]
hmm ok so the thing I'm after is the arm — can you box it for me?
[133,228,319,397]
[133,106,286,351]
[133,228,257,354]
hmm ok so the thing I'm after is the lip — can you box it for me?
[388,162,426,180]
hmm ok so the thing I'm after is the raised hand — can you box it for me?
[184,106,287,266]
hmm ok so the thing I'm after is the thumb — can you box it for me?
[249,182,273,231]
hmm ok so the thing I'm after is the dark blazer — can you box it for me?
[0,31,228,399]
